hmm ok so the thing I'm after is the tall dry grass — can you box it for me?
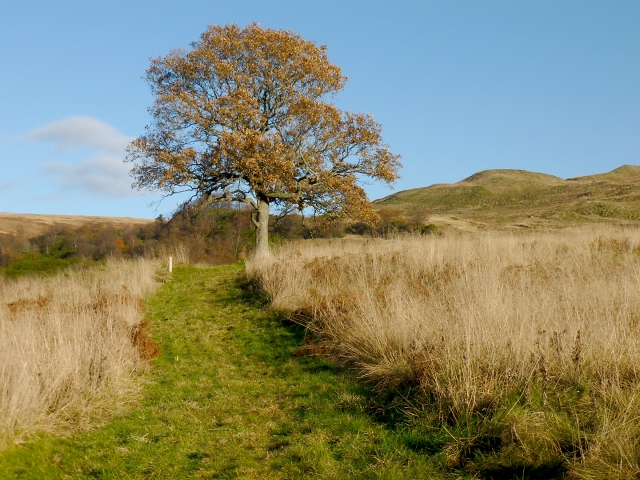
[157,243,191,265]
[248,227,640,476]
[0,259,159,449]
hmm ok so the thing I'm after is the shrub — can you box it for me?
[4,255,81,278]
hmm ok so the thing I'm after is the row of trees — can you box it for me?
[0,206,252,268]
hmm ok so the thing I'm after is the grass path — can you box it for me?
[0,264,447,479]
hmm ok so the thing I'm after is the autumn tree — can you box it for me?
[126,23,401,257]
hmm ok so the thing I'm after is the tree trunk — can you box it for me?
[255,195,270,258]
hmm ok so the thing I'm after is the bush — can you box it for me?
[420,223,439,235]
[4,255,81,278]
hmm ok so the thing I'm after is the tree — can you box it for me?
[126,23,401,257]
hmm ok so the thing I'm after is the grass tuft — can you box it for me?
[0,259,159,449]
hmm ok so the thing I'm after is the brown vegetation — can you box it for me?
[0,259,159,448]
[0,202,256,270]
[0,212,152,237]
[248,226,640,476]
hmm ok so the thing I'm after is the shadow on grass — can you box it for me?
[232,272,569,480]
[478,462,567,480]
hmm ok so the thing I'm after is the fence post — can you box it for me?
[169,256,173,273]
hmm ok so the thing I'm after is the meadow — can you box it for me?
[248,226,640,477]
[3,220,640,478]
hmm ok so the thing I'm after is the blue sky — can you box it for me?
[1,1,639,218]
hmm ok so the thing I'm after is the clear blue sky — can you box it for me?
[1,1,638,218]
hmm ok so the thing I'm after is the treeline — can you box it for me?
[0,202,437,277]
[0,202,253,274]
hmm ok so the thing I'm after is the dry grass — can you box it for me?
[248,226,640,476]
[0,259,160,449]
[157,243,192,265]
[0,212,153,237]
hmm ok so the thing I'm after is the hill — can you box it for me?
[0,213,154,237]
[373,165,640,230]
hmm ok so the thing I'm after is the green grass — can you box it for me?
[373,164,640,230]
[0,263,455,479]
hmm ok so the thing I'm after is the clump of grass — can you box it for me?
[0,259,160,449]
[247,226,640,477]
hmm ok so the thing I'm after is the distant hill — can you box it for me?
[373,165,640,230]
[0,213,154,237]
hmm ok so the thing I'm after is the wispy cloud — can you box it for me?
[42,155,140,197]
[24,116,133,152]
[0,178,24,193]
[20,116,145,198]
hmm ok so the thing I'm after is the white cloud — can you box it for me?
[42,155,140,197]
[23,117,143,198]
[25,116,133,152]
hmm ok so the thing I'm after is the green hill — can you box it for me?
[373,165,640,230]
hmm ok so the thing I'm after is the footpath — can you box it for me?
[0,264,442,479]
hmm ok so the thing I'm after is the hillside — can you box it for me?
[374,165,640,230]
[0,212,154,237]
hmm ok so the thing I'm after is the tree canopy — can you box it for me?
[127,23,401,256]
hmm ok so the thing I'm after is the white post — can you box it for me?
[169,256,173,273]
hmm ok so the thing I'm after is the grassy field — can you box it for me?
[0,263,454,479]
[374,164,640,230]
[249,226,640,478]
[4,224,640,478]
